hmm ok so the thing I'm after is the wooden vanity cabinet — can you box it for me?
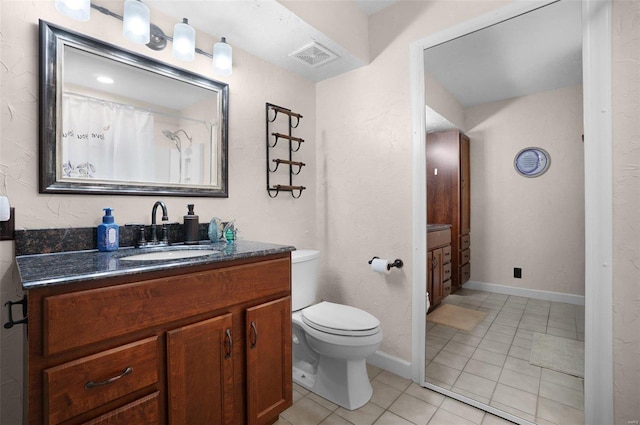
[427,228,452,311]
[427,130,471,292]
[26,254,292,425]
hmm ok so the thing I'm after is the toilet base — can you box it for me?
[293,356,373,411]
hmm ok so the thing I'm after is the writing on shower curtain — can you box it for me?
[61,94,155,182]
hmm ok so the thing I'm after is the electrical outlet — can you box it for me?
[514,267,522,279]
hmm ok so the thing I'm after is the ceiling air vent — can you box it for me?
[290,42,338,67]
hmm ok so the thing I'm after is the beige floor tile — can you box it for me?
[450,333,482,348]
[429,324,458,340]
[433,349,471,371]
[293,388,307,402]
[482,330,514,346]
[453,372,497,400]
[540,368,584,392]
[320,414,353,425]
[488,323,517,336]
[335,402,385,425]
[308,392,340,412]
[367,364,384,380]
[448,386,490,405]
[536,396,584,425]
[491,383,537,415]
[507,344,530,361]
[498,369,540,395]
[426,362,462,386]
[511,335,533,349]
[463,359,502,382]
[275,418,293,425]
[442,340,476,358]
[294,383,310,395]
[439,397,485,424]
[471,348,506,368]
[281,397,333,425]
[477,338,510,355]
[374,371,412,392]
[403,383,443,406]
[518,321,547,333]
[547,319,576,331]
[372,411,415,425]
[388,394,437,424]
[545,326,578,340]
[427,408,477,425]
[502,356,541,379]
[539,380,584,410]
[370,380,403,409]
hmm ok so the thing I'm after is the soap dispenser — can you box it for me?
[183,204,199,245]
[97,208,119,251]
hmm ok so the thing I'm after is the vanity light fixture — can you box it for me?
[172,18,196,62]
[213,37,233,76]
[123,0,150,44]
[55,1,232,75]
[55,0,91,21]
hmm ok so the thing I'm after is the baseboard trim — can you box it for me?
[463,280,585,306]
[367,350,412,379]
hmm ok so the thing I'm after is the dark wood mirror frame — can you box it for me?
[39,20,229,197]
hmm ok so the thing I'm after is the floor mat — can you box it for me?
[427,303,487,331]
[530,332,584,378]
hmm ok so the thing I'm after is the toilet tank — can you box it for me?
[291,249,320,311]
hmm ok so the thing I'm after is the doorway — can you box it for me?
[409,1,614,424]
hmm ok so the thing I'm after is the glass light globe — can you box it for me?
[212,37,232,76]
[55,0,90,21]
[173,18,196,61]
[123,0,150,44]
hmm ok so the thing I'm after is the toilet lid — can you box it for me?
[301,301,380,336]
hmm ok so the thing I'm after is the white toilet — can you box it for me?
[291,249,383,410]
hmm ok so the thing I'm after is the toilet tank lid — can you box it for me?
[291,249,320,264]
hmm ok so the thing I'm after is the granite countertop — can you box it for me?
[16,240,295,289]
[427,224,452,232]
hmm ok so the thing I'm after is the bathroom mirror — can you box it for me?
[39,20,229,197]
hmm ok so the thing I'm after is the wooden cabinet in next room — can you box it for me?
[427,130,471,292]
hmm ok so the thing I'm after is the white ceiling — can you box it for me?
[424,0,583,108]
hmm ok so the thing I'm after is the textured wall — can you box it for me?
[465,85,585,295]
[612,0,640,423]
[315,0,506,362]
[0,1,316,422]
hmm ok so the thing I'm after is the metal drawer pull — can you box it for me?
[225,329,232,359]
[250,321,258,349]
[85,367,132,389]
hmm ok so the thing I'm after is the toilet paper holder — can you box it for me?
[368,257,403,270]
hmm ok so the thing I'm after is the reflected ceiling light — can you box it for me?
[123,0,150,44]
[56,2,232,75]
[96,75,114,84]
[172,18,195,62]
[55,0,90,21]
[212,37,233,76]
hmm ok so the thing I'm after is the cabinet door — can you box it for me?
[427,250,433,311]
[81,392,160,425]
[167,313,234,425]
[246,297,292,425]
[460,134,471,235]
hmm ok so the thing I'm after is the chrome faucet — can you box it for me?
[148,201,169,246]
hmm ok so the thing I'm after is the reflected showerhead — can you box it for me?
[162,129,193,152]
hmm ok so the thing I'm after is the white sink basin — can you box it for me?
[121,249,220,261]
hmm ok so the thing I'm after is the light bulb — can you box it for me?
[172,18,195,61]
[55,0,90,21]
[123,0,150,44]
[212,37,232,76]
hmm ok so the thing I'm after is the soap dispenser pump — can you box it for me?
[97,208,119,252]
[183,204,199,245]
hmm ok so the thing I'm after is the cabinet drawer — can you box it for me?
[82,392,160,425]
[428,229,451,250]
[442,246,452,264]
[460,234,470,250]
[443,263,452,282]
[460,248,470,265]
[460,263,471,284]
[44,257,290,355]
[44,337,159,425]
[443,280,451,297]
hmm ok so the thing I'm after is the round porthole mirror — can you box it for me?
[514,147,551,178]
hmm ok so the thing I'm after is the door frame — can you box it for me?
[409,1,613,424]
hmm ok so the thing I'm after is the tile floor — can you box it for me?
[277,365,515,425]
[277,289,585,425]
[425,289,585,424]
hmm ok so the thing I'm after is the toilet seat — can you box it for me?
[301,301,380,336]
